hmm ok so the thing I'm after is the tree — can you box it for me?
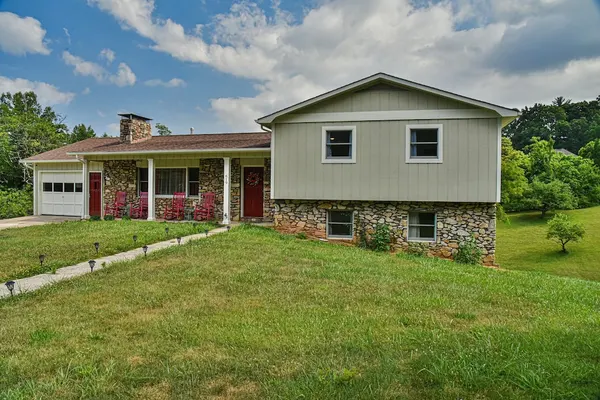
[546,213,585,253]
[0,91,69,188]
[155,123,171,136]
[70,124,95,143]
[525,137,556,181]
[503,104,567,150]
[527,179,576,218]
[579,138,600,168]
[501,138,529,208]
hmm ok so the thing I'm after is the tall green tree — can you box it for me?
[70,124,95,143]
[155,123,171,136]
[500,138,529,206]
[0,92,69,188]
[579,138,600,168]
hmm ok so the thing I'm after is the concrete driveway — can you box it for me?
[0,215,80,230]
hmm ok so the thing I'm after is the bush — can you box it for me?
[89,216,101,221]
[547,213,585,253]
[454,235,482,265]
[295,232,307,240]
[0,189,33,219]
[406,242,429,257]
[104,215,115,221]
[357,223,369,249]
[370,223,391,252]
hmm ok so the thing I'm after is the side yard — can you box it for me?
[0,220,215,281]
[496,206,600,282]
[0,225,599,399]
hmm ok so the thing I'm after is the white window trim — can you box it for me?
[322,126,357,164]
[405,124,443,164]
[326,210,355,240]
[407,212,437,242]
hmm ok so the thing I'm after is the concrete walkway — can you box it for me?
[0,226,229,299]
[0,215,80,230]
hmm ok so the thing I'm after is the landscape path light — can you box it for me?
[177,237,182,245]
[142,245,148,256]
[133,235,138,244]
[39,254,46,267]
[88,260,96,272]
[94,242,100,254]
[5,281,15,296]
[205,229,209,237]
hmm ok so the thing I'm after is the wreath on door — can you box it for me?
[246,171,262,186]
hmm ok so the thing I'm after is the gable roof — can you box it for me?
[22,132,271,162]
[256,72,520,126]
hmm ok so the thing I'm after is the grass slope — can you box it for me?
[0,225,599,399]
[0,220,215,281]
[497,206,600,281]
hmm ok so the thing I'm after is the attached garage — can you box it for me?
[40,171,84,216]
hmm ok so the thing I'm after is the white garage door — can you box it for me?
[40,172,83,216]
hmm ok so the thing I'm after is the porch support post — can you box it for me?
[147,158,155,220]
[222,157,231,225]
[82,159,89,219]
[32,163,38,216]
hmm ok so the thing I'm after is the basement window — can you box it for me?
[406,124,443,163]
[327,210,354,239]
[408,212,436,242]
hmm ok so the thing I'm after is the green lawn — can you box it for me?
[0,220,215,281]
[497,206,600,282]
[1,225,598,399]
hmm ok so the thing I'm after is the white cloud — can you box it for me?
[0,76,75,105]
[144,78,186,88]
[0,12,51,56]
[109,63,136,86]
[63,28,71,45]
[89,0,600,130]
[99,48,116,64]
[97,110,105,117]
[82,87,91,95]
[62,51,136,87]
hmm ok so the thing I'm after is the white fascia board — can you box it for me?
[256,73,520,124]
[66,147,270,156]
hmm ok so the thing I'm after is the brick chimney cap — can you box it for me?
[118,113,152,121]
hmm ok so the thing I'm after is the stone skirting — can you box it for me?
[273,200,496,264]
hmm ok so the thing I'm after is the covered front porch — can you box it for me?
[79,150,273,224]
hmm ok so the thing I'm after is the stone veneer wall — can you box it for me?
[103,160,137,209]
[263,158,274,220]
[231,159,241,221]
[120,118,151,143]
[274,200,496,264]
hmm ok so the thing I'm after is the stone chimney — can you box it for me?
[118,113,152,144]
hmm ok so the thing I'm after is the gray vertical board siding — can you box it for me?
[295,86,473,114]
[273,118,500,203]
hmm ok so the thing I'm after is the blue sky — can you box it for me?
[1,0,599,136]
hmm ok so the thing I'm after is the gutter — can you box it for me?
[67,147,271,156]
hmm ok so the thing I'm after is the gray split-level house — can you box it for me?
[22,73,519,264]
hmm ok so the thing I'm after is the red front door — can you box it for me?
[243,167,264,218]
[89,172,102,217]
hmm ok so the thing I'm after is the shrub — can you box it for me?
[406,242,429,257]
[295,232,307,240]
[121,215,131,221]
[370,223,391,252]
[0,189,33,219]
[89,215,101,221]
[104,215,115,221]
[546,213,585,253]
[454,235,482,265]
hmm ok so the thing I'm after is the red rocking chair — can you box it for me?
[104,191,127,217]
[163,192,186,220]
[194,192,216,221]
[130,192,148,219]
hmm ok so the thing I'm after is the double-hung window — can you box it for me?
[408,212,436,242]
[327,210,354,239]
[322,126,356,163]
[406,124,443,163]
